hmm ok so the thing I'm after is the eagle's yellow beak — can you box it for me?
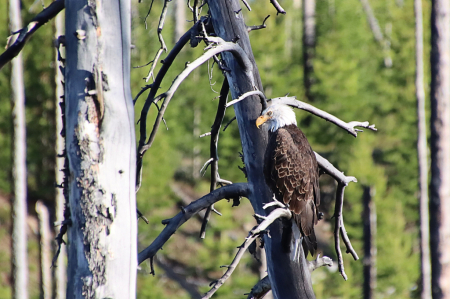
[256,115,270,129]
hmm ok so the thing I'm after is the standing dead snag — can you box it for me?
[134,0,376,297]
[64,1,137,298]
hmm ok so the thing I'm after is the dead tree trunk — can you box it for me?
[303,0,315,101]
[208,0,316,297]
[429,0,450,298]
[64,1,137,298]
[54,10,67,299]
[414,0,432,297]
[9,0,29,297]
[36,201,52,299]
[363,187,376,299]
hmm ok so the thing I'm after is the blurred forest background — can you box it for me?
[0,0,430,298]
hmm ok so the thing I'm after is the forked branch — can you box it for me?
[0,0,64,70]
[138,183,249,264]
[271,96,377,137]
[203,207,292,299]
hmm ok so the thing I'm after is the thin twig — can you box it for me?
[247,15,270,32]
[334,183,348,280]
[145,0,170,82]
[200,80,229,238]
[136,20,202,192]
[0,0,65,70]
[138,183,249,264]
[271,97,377,137]
[222,116,236,131]
[241,0,252,11]
[269,0,286,15]
[202,207,292,299]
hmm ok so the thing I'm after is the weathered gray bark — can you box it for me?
[64,0,137,298]
[303,0,315,101]
[36,201,52,299]
[9,0,29,298]
[208,0,316,297]
[415,0,432,297]
[429,0,450,298]
[363,187,376,299]
[54,10,67,299]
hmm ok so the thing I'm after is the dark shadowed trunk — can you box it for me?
[64,0,137,297]
[303,0,315,101]
[363,187,376,299]
[9,0,29,297]
[207,0,316,297]
[429,0,450,298]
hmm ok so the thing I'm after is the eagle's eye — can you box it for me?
[267,111,273,117]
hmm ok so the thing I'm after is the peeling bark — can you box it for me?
[65,0,137,297]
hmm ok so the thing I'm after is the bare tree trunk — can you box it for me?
[415,0,432,297]
[36,201,53,299]
[363,187,376,299]
[64,0,137,298]
[9,0,29,297]
[173,0,186,43]
[54,10,67,299]
[429,0,450,298]
[208,0,316,297]
[303,0,315,101]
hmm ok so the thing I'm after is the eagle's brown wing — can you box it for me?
[264,125,320,253]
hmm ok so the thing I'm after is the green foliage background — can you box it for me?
[0,0,430,298]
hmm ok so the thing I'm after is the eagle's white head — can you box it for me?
[256,104,297,132]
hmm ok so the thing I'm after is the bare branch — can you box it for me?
[241,0,252,11]
[0,0,64,70]
[308,254,334,272]
[138,37,254,158]
[138,183,249,264]
[145,0,170,82]
[334,183,349,280]
[136,20,201,192]
[271,97,377,137]
[223,116,236,131]
[226,90,266,108]
[247,15,270,32]
[340,217,359,260]
[269,0,286,15]
[200,80,230,239]
[203,207,292,299]
[314,153,357,185]
[246,276,271,299]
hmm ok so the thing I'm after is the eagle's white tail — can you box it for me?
[290,218,302,262]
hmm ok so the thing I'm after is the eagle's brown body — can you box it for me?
[264,124,320,256]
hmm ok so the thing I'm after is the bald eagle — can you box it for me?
[256,104,320,260]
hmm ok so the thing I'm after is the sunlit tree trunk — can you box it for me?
[64,0,137,297]
[54,10,67,299]
[36,201,52,299]
[415,0,432,297]
[429,0,450,298]
[9,0,29,297]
